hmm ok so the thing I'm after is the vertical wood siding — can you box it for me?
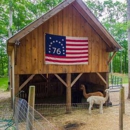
[15,5,109,74]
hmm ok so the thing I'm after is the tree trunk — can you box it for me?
[8,0,13,80]
[127,0,130,99]
[120,52,122,74]
[9,2,13,38]
[8,1,13,104]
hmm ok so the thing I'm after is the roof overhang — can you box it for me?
[7,0,75,55]
[72,0,122,52]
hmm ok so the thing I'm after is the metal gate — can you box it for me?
[109,75,122,106]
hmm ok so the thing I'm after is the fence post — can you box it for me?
[122,86,125,114]
[119,87,124,130]
[27,85,35,130]
[14,97,19,130]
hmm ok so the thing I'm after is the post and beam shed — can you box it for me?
[7,0,121,112]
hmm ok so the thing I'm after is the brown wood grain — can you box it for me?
[13,4,109,74]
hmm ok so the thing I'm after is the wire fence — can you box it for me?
[109,75,122,89]
[14,97,58,130]
[35,103,89,116]
[1,83,130,130]
[109,75,122,106]
[34,87,130,130]
[0,94,130,130]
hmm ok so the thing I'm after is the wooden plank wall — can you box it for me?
[15,5,109,75]
[79,73,107,86]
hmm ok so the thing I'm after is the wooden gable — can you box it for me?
[13,4,108,74]
[7,0,122,75]
[7,0,121,54]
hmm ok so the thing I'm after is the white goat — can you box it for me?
[87,89,109,114]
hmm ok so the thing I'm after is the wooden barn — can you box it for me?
[7,0,121,112]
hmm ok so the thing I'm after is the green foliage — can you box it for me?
[0,39,8,76]
[86,0,104,17]
[0,0,9,76]
[0,77,8,91]
[127,21,130,29]
[85,0,127,73]
[0,0,63,77]
[10,0,63,33]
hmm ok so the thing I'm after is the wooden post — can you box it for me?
[119,87,124,130]
[105,72,110,106]
[27,86,35,130]
[9,53,13,106]
[13,74,19,109]
[66,73,71,114]
[122,86,125,114]
[15,75,19,96]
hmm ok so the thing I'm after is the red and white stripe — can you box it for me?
[45,36,88,65]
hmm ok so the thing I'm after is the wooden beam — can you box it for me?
[119,87,124,130]
[14,44,17,65]
[106,47,119,52]
[10,63,13,108]
[15,75,19,96]
[54,74,68,87]
[122,86,125,114]
[19,74,35,91]
[106,72,109,89]
[71,73,83,87]
[7,45,14,56]
[40,74,47,81]
[28,85,35,109]
[66,73,71,113]
[96,72,107,85]
[108,51,117,64]
[27,86,35,130]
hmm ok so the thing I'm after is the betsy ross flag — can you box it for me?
[45,33,88,65]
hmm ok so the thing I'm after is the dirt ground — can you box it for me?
[0,84,130,130]
[46,84,130,130]
[0,91,11,101]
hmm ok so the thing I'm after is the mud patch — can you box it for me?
[64,121,85,130]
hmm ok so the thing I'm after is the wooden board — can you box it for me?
[32,28,38,73]
[14,4,109,75]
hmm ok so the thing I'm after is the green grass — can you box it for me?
[0,77,8,91]
[122,75,128,84]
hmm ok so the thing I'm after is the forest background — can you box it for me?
[0,0,127,77]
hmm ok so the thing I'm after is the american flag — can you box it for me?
[45,34,88,65]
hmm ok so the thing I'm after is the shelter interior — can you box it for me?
[19,73,106,104]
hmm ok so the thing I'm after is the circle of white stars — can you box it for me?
[49,37,65,55]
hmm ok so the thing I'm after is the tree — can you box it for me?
[127,0,130,99]
[0,39,8,76]
[85,0,127,73]
[0,0,9,76]
[0,0,63,77]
